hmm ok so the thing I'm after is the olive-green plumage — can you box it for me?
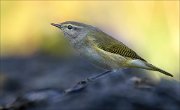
[87,30,146,61]
[51,21,173,77]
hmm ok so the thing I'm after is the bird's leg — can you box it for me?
[86,70,112,82]
[65,70,112,93]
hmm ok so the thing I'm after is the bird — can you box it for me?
[51,21,173,78]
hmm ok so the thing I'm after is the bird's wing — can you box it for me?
[86,30,146,61]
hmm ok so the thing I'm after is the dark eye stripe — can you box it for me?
[67,25,73,29]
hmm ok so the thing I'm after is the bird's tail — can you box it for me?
[145,63,173,77]
[129,59,173,77]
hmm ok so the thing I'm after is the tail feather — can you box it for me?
[129,59,173,77]
[146,63,173,77]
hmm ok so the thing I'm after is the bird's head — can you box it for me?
[51,21,93,41]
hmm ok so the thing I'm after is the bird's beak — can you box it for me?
[51,23,62,29]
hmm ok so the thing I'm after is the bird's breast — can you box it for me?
[74,44,127,70]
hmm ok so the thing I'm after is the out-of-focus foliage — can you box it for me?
[0,1,179,79]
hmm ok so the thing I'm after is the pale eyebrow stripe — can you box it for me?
[66,24,83,28]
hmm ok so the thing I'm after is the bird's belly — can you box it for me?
[77,47,127,70]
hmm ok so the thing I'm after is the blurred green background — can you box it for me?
[0,1,179,79]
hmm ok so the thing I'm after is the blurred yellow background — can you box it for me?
[0,1,179,79]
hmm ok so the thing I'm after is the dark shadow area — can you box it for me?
[0,53,179,110]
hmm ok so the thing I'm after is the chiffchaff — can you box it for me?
[51,21,173,77]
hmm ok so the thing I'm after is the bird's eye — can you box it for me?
[67,25,73,30]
